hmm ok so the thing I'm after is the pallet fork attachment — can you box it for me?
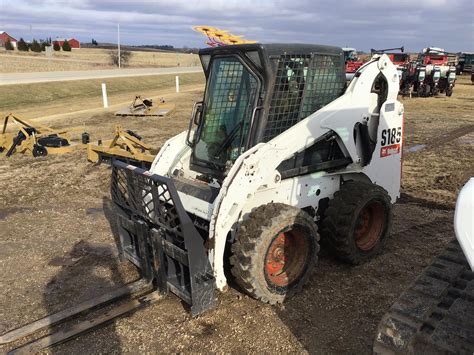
[0,160,216,353]
[111,160,216,315]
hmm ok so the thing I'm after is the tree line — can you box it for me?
[5,38,72,52]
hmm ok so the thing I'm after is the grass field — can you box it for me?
[0,72,205,118]
[0,48,200,73]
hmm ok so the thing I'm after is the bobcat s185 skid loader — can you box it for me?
[1,44,404,352]
[111,44,403,310]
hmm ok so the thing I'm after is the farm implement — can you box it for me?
[115,96,175,117]
[0,113,85,158]
[87,125,159,167]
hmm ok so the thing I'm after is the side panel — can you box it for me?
[362,101,404,201]
[240,174,341,220]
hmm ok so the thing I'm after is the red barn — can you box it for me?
[0,31,17,48]
[53,38,80,49]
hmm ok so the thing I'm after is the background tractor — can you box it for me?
[438,66,456,96]
[417,48,457,96]
[457,52,474,74]
[418,47,449,66]
[411,66,429,97]
[424,65,442,96]
[343,47,365,80]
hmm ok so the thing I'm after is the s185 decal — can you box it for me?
[380,127,402,158]
[381,127,402,146]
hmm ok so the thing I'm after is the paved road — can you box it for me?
[0,66,203,85]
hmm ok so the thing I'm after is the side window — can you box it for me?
[300,55,346,118]
[263,55,310,142]
[263,53,345,142]
[277,132,350,179]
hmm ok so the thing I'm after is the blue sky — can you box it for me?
[1,0,473,52]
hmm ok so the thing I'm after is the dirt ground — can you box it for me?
[0,76,473,354]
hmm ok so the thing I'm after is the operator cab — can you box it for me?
[187,43,346,180]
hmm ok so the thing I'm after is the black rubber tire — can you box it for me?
[320,181,392,265]
[446,87,453,97]
[230,203,319,304]
[32,145,48,157]
[424,84,431,97]
[37,135,70,147]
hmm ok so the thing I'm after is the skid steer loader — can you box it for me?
[1,43,404,352]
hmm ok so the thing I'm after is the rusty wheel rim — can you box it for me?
[264,228,310,288]
[354,201,385,251]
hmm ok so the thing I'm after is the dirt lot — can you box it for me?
[0,48,200,73]
[0,76,473,353]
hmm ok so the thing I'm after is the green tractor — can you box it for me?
[457,52,474,74]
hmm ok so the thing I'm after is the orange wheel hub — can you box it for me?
[264,229,309,287]
[354,201,385,251]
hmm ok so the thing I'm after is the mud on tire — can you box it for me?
[320,180,392,265]
[230,203,319,304]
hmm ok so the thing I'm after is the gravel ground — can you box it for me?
[0,76,472,354]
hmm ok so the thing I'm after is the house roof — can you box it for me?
[0,31,17,41]
[54,38,77,41]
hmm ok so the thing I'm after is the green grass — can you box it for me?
[0,72,204,113]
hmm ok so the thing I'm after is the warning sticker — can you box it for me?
[380,144,400,157]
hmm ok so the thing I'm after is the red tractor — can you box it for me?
[418,48,457,96]
[418,47,449,66]
[343,47,364,80]
[386,52,409,66]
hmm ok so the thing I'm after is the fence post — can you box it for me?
[175,76,180,93]
[102,83,108,108]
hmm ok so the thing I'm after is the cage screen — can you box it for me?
[194,57,258,165]
[263,54,345,142]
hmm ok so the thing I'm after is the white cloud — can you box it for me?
[1,0,472,51]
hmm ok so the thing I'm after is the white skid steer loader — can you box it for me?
[1,43,404,352]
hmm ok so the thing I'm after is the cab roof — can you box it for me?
[199,43,343,57]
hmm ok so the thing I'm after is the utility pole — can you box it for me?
[118,24,121,69]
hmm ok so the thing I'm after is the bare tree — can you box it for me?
[109,50,132,67]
